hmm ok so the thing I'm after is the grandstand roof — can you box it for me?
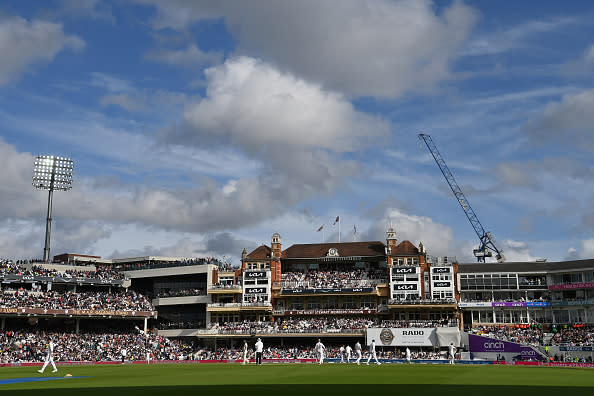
[282,241,386,259]
[245,245,272,260]
[458,258,594,273]
[390,240,420,256]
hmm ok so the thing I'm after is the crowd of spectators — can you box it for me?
[470,325,544,346]
[0,289,154,312]
[0,261,124,281]
[209,317,457,334]
[156,289,205,298]
[281,269,387,290]
[0,329,193,363]
[193,345,444,361]
[157,321,204,330]
[550,325,593,346]
[210,283,241,289]
[1,330,450,363]
[115,257,223,272]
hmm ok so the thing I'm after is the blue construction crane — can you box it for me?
[418,133,505,263]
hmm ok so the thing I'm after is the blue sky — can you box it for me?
[1,0,594,264]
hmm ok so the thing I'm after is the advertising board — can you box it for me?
[366,328,436,346]
[468,334,545,361]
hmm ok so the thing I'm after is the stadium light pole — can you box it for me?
[32,155,74,263]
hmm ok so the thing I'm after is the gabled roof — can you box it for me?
[245,245,272,260]
[282,241,386,259]
[391,240,419,256]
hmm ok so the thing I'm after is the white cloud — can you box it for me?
[363,208,465,259]
[466,86,577,106]
[562,44,594,76]
[464,17,577,56]
[57,0,115,22]
[0,137,298,252]
[568,238,594,260]
[493,163,539,189]
[100,93,146,112]
[0,219,111,260]
[88,72,188,113]
[88,72,133,92]
[0,17,84,86]
[135,0,478,97]
[500,239,541,262]
[145,44,222,69]
[524,89,594,150]
[165,56,390,196]
[182,56,389,152]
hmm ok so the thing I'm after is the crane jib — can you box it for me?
[418,133,505,263]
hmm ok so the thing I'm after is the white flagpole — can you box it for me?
[338,218,341,243]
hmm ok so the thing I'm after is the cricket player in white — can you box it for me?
[314,339,325,365]
[339,345,345,363]
[38,338,57,373]
[345,344,352,363]
[242,340,249,365]
[366,339,381,365]
[354,341,362,365]
[255,338,263,365]
[448,343,456,365]
[406,347,412,364]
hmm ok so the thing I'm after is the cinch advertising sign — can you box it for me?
[468,334,545,361]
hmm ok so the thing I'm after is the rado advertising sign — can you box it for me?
[366,328,437,346]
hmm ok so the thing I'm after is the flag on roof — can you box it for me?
[333,216,340,225]
[317,225,324,232]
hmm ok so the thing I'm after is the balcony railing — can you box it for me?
[275,279,386,290]
[208,285,242,291]
[273,307,378,315]
[551,299,594,306]
[208,302,272,308]
[388,298,457,305]
[211,328,365,335]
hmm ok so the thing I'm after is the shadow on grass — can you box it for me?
[3,385,590,396]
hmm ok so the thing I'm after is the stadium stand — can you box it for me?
[1,228,593,364]
[0,290,153,311]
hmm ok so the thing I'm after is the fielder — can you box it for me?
[366,339,381,365]
[345,344,352,363]
[37,338,57,373]
[242,340,249,365]
[354,341,362,365]
[448,343,456,365]
[406,347,411,364]
[339,345,345,363]
[314,338,325,365]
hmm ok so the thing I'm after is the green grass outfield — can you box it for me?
[0,363,593,395]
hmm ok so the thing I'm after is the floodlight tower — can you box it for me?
[32,155,74,262]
